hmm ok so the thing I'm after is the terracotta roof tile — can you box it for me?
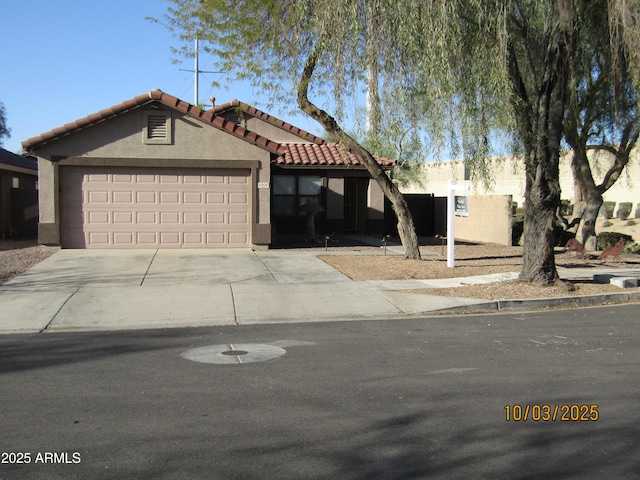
[274,143,395,167]
[22,90,286,155]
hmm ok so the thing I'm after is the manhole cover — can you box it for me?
[181,343,286,365]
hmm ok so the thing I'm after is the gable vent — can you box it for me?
[147,114,168,139]
[143,110,172,144]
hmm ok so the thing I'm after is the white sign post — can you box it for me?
[447,180,470,268]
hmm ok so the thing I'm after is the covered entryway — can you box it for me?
[60,166,250,248]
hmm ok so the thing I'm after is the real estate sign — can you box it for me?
[454,195,469,218]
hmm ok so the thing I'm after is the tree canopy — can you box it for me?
[563,0,640,249]
[164,0,640,283]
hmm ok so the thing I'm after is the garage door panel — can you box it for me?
[113,212,133,224]
[61,167,250,248]
[229,212,249,224]
[137,212,157,223]
[137,232,158,245]
[160,192,180,204]
[184,212,203,224]
[113,232,134,245]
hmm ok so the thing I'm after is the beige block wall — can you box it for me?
[454,195,512,246]
[402,149,640,216]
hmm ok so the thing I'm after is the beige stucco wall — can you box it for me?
[33,103,273,246]
[245,116,313,144]
[367,179,385,220]
[37,108,270,162]
[454,195,513,246]
[402,149,640,216]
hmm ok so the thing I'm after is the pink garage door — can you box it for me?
[60,166,251,248]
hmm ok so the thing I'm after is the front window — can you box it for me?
[272,175,322,217]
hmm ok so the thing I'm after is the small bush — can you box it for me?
[627,219,637,226]
[626,242,640,254]
[636,203,640,219]
[601,201,616,219]
[597,231,634,250]
[617,202,633,220]
[603,220,613,228]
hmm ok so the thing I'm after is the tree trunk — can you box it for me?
[568,131,636,251]
[297,42,421,259]
[520,159,561,284]
[507,1,573,285]
[581,191,603,251]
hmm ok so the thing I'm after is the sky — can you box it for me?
[0,0,323,154]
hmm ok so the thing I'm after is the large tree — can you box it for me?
[164,0,638,283]
[564,0,640,250]
[164,0,423,259]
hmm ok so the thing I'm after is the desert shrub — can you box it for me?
[512,218,524,246]
[626,242,640,254]
[603,220,613,227]
[601,201,616,219]
[627,219,637,226]
[597,231,634,250]
[617,202,633,220]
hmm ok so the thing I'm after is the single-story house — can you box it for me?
[0,147,38,238]
[22,89,393,249]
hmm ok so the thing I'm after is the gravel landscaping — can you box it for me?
[0,240,58,285]
[320,242,640,300]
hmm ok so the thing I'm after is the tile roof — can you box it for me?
[0,147,37,171]
[211,99,326,145]
[20,90,395,169]
[22,90,286,155]
[274,143,395,167]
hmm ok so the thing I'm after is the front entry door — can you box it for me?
[344,178,368,233]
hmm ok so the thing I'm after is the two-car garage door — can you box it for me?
[60,166,250,248]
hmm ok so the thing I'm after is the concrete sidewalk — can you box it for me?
[1,248,639,334]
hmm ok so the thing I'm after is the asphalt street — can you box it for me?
[1,304,639,479]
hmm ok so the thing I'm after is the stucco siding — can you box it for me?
[245,116,313,144]
[33,103,273,247]
[37,108,270,162]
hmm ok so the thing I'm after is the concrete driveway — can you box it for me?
[0,249,401,333]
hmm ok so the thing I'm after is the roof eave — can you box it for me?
[22,90,287,156]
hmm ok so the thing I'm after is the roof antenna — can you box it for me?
[179,38,223,106]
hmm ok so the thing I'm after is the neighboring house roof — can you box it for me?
[210,99,326,145]
[22,89,286,155]
[0,147,37,174]
[274,143,396,167]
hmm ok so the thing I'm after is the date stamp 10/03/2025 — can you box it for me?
[505,404,599,422]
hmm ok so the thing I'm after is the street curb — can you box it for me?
[430,291,640,315]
